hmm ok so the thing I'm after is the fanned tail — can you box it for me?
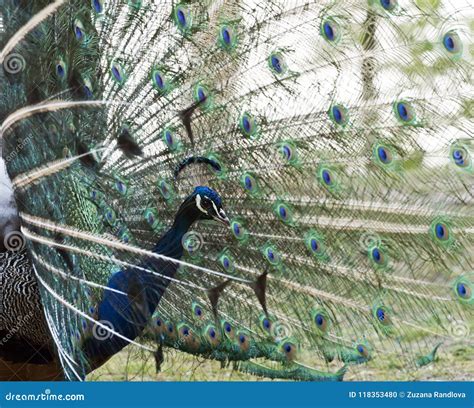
[1,0,472,381]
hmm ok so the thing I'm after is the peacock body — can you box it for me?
[0,0,472,381]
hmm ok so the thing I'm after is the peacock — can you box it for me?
[0,0,472,382]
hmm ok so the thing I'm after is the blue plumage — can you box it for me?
[0,0,472,383]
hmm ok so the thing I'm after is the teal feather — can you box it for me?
[0,0,472,382]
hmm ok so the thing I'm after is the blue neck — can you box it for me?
[83,203,200,372]
[152,207,198,258]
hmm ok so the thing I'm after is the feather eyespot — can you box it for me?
[370,247,386,266]
[166,322,175,338]
[174,5,191,31]
[456,283,470,299]
[375,306,391,326]
[280,340,297,360]
[165,130,173,145]
[92,0,103,13]
[274,203,293,225]
[236,331,250,351]
[380,0,397,11]
[219,25,237,50]
[231,220,247,241]
[263,245,281,265]
[304,230,329,261]
[152,69,168,93]
[204,325,220,346]
[144,208,161,230]
[83,85,93,98]
[321,19,341,43]
[315,314,327,331]
[244,175,252,190]
[180,326,190,337]
[147,212,155,225]
[450,146,470,169]
[119,229,130,243]
[111,62,126,84]
[56,60,67,79]
[377,146,392,164]
[223,257,230,269]
[311,309,330,334]
[219,252,234,272]
[221,320,234,339]
[267,248,275,261]
[443,31,462,54]
[453,277,473,304]
[154,72,164,88]
[82,78,93,98]
[280,144,294,162]
[74,20,85,40]
[322,169,332,186]
[241,173,258,195]
[305,231,327,260]
[453,149,465,166]
[269,52,286,74]
[394,101,415,124]
[197,87,206,102]
[104,207,117,225]
[222,27,231,44]
[329,105,348,126]
[192,302,204,318]
[435,223,448,241]
[430,218,454,247]
[193,84,211,109]
[259,315,273,333]
[115,180,127,195]
[372,247,380,261]
[233,223,241,235]
[177,9,186,25]
[239,112,258,138]
[356,344,370,358]
[162,129,179,151]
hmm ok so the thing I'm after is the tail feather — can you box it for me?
[1,0,472,381]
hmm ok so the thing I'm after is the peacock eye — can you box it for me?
[201,197,213,209]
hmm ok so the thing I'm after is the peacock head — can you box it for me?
[181,186,230,227]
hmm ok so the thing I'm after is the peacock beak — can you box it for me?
[214,209,230,227]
